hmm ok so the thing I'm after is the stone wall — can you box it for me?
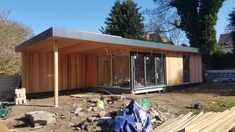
[205,70,235,83]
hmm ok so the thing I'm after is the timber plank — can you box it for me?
[175,112,204,131]
[184,112,214,132]
[153,114,185,132]
[217,118,235,132]
[162,112,193,132]
[200,109,235,132]
[186,110,230,132]
[169,114,197,132]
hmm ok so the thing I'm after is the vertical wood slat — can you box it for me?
[85,54,97,88]
[71,54,77,88]
[33,53,39,93]
[166,53,183,86]
[189,54,202,83]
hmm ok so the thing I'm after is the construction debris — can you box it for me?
[73,107,82,114]
[15,88,27,105]
[191,102,202,109]
[96,99,105,110]
[153,107,235,132]
[98,111,106,117]
[0,101,12,118]
[112,100,152,132]
[25,111,56,127]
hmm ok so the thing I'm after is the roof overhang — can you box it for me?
[15,27,200,53]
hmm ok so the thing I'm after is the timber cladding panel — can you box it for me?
[166,53,184,86]
[22,51,54,93]
[189,54,202,83]
[22,50,97,93]
[59,54,86,90]
[85,54,97,88]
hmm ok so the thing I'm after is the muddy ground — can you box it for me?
[1,83,235,132]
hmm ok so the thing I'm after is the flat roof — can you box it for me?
[15,27,200,53]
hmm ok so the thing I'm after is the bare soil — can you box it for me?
[1,83,235,132]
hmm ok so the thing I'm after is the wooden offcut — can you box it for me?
[153,107,235,132]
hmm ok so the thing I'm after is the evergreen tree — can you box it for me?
[101,0,144,40]
[170,0,224,53]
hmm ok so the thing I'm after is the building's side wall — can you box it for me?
[22,51,97,93]
[189,54,202,83]
[22,50,54,93]
[166,53,184,86]
[85,54,97,88]
[165,53,202,86]
[59,54,86,90]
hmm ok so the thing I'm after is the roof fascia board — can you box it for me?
[15,27,199,53]
[53,27,199,53]
[15,27,53,52]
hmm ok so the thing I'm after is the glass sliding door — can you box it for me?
[131,52,166,89]
[145,55,155,86]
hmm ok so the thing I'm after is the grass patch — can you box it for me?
[203,97,235,112]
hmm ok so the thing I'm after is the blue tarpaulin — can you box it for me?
[112,100,152,132]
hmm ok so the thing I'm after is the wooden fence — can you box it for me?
[0,75,20,99]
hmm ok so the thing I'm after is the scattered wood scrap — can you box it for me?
[153,107,235,132]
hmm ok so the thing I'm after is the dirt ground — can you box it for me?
[1,83,235,132]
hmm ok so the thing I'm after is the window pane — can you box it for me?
[97,55,111,86]
[134,54,144,87]
[146,55,155,85]
[112,55,130,88]
[156,55,165,85]
[183,55,190,82]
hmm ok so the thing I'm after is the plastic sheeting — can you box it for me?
[112,100,152,132]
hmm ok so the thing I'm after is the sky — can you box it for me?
[0,0,234,41]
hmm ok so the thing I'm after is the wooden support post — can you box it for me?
[54,40,59,107]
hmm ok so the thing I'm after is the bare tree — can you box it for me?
[145,0,188,45]
[0,10,33,75]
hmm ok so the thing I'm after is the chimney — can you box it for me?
[144,34,150,41]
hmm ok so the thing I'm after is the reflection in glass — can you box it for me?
[146,55,155,85]
[112,55,130,88]
[156,55,165,85]
[134,54,144,87]
[97,56,111,86]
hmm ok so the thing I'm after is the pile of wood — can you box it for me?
[153,107,235,132]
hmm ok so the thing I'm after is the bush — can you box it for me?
[210,50,235,69]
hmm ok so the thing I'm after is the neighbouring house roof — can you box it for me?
[218,33,234,48]
[15,27,200,53]
[218,33,234,53]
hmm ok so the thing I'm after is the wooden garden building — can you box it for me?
[15,27,202,107]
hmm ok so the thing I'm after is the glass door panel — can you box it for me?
[97,55,112,86]
[145,55,155,85]
[134,54,144,87]
[155,55,165,85]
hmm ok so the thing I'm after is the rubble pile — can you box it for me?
[25,111,56,127]
[70,95,172,132]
